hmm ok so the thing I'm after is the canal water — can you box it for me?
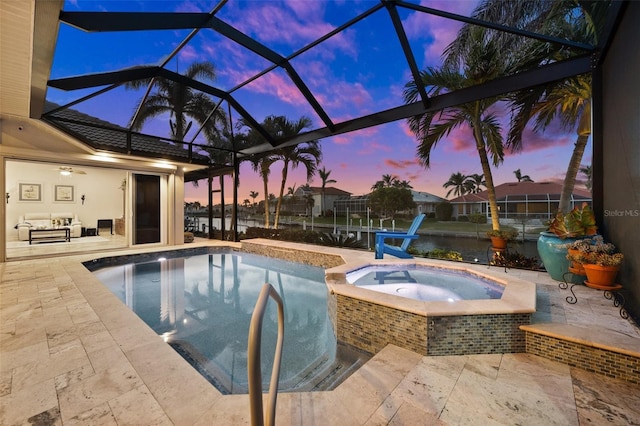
[190,217,540,265]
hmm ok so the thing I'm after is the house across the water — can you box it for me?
[449,181,592,224]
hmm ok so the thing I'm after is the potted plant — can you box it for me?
[537,203,597,283]
[565,237,596,275]
[487,229,518,250]
[568,238,623,288]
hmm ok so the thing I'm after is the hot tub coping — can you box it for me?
[326,258,536,316]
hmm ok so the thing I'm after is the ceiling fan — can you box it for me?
[56,166,87,176]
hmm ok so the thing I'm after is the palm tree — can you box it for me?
[395,180,413,189]
[513,169,533,182]
[270,116,321,229]
[317,166,336,215]
[371,174,399,190]
[443,172,468,198]
[460,1,604,213]
[249,190,259,212]
[464,173,485,194]
[580,165,592,191]
[382,174,398,187]
[250,154,275,228]
[404,26,511,231]
[125,61,227,148]
[511,73,591,212]
[286,184,298,214]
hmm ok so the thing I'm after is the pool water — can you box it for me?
[91,250,368,394]
[346,265,504,301]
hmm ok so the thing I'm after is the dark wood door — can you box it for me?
[134,174,160,244]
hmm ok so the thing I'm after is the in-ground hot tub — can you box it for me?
[346,264,505,302]
[326,259,536,357]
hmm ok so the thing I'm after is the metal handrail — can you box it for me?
[247,283,285,426]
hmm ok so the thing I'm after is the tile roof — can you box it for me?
[301,186,352,196]
[43,103,211,165]
[411,190,447,203]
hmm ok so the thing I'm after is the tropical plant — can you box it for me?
[580,165,592,191]
[547,202,597,239]
[270,116,321,229]
[371,174,399,191]
[317,166,336,215]
[490,251,540,270]
[486,229,518,240]
[249,190,259,211]
[405,25,512,232]
[464,1,605,213]
[464,173,485,194]
[427,248,463,261]
[125,61,227,148]
[569,237,623,267]
[395,180,413,189]
[443,172,468,198]
[318,233,365,249]
[513,169,533,182]
[250,154,276,228]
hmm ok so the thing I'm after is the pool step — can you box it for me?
[283,343,371,392]
[520,323,640,385]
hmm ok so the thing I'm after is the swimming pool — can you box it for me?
[346,264,504,302]
[88,248,368,394]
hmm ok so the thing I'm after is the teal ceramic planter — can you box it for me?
[537,232,585,284]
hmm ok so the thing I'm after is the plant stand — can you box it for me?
[486,244,509,273]
[560,271,628,319]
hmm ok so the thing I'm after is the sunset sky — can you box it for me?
[49,0,591,205]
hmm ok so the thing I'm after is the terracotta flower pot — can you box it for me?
[583,263,620,288]
[490,236,507,250]
[567,248,585,274]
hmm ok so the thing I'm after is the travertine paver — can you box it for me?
[1,243,639,425]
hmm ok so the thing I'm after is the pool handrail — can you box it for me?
[247,283,285,426]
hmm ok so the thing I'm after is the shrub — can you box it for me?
[490,251,540,270]
[427,248,463,261]
[469,213,487,224]
[435,202,453,221]
[457,215,469,222]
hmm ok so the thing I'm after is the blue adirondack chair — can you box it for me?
[374,213,426,259]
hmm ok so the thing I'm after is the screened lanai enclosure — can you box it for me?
[41,0,626,240]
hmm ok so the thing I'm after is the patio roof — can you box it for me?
[20,0,627,180]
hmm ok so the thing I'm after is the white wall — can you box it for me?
[5,160,127,239]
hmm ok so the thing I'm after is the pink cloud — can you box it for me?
[402,1,476,67]
[440,125,475,152]
[231,2,355,56]
[245,71,308,105]
[316,80,373,112]
[358,141,392,155]
[399,120,416,139]
[331,135,352,145]
[384,158,421,170]
[177,44,200,63]
[331,128,375,146]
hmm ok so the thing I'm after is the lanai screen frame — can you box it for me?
[42,1,629,240]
